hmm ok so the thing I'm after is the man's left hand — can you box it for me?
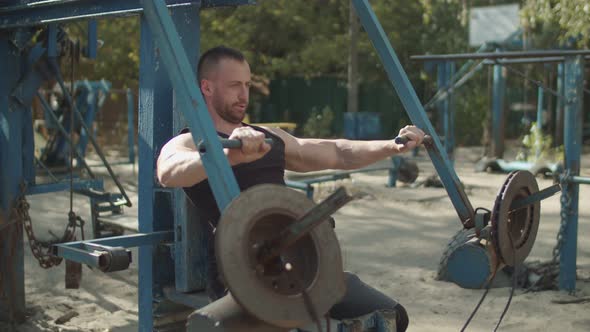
[395,125,425,153]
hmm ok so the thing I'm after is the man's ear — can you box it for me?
[200,79,213,97]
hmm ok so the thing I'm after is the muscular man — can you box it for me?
[157,46,424,332]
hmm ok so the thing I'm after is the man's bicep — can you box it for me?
[158,133,197,162]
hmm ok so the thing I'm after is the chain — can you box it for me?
[552,170,572,263]
[16,184,80,269]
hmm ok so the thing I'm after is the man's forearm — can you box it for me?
[334,139,400,170]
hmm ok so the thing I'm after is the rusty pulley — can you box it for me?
[215,184,346,329]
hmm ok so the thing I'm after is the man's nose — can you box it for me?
[238,85,249,101]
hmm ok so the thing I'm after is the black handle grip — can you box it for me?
[198,138,274,153]
[394,134,433,146]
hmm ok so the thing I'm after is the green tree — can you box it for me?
[72,17,140,89]
[522,0,590,47]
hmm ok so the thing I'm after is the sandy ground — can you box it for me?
[2,146,590,332]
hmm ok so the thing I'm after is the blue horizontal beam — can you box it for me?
[55,245,103,267]
[569,176,590,185]
[26,178,104,195]
[0,0,253,28]
[411,50,590,61]
[60,231,173,249]
[53,231,173,267]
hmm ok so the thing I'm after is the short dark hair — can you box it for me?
[197,46,246,85]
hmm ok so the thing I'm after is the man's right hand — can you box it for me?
[226,126,272,165]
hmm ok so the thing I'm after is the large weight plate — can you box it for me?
[491,171,540,266]
[215,184,346,329]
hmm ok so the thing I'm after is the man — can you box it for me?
[157,46,425,331]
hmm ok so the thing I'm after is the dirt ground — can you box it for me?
[2,146,590,332]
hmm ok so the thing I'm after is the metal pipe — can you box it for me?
[423,60,485,110]
[0,0,238,29]
[142,0,241,211]
[126,88,135,165]
[559,56,584,291]
[260,187,353,264]
[352,0,476,227]
[491,53,506,159]
[568,176,590,185]
[536,86,544,160]
[411,50,590,61]
[481,56,590,65]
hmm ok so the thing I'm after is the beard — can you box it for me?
[212,96,246,124]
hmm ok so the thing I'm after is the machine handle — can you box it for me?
[394,134,433,146]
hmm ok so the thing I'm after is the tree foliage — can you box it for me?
[67,1,588,144]
[522,0,590,47]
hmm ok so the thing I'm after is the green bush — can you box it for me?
[517,122,564,163]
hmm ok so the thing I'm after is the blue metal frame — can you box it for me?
[491,49,506,159]
[560,55,584,291]
[0,31,28,323]
[436,61,455,162]
[126,88,136,165]
[137,13,175,331]
[168,5,208,293]
[26,178,104,195]
[555,62,565,146]
[86,20,98,59]
[53,231,173,267]
[536,86,544,160]
[351,0,475,227]
[141,0,240,211]
[0,0,253,28]
[75,80,112,164]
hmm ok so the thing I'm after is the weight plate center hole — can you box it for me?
[248,213,319,296]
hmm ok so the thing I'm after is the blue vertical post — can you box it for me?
[169,6,208,293]
[559,56,584,291]
[138,14,175,331]
[78,84,97,163]
[536,86,544,160]
[387,156,402,187]
[87,20,98,59]
[446,61,455,162]
[436,62,448,149]
[126,88,135,165]
[0,33,26,323]
[491,50,506,159]
[555,62,565,146]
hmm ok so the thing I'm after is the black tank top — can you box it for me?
[181,124,286,226]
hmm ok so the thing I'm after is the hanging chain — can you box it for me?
[16,184,80,269]
[552,170,572,263]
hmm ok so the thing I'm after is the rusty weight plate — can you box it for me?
[215,184,346,329]
[491,171,540,266]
